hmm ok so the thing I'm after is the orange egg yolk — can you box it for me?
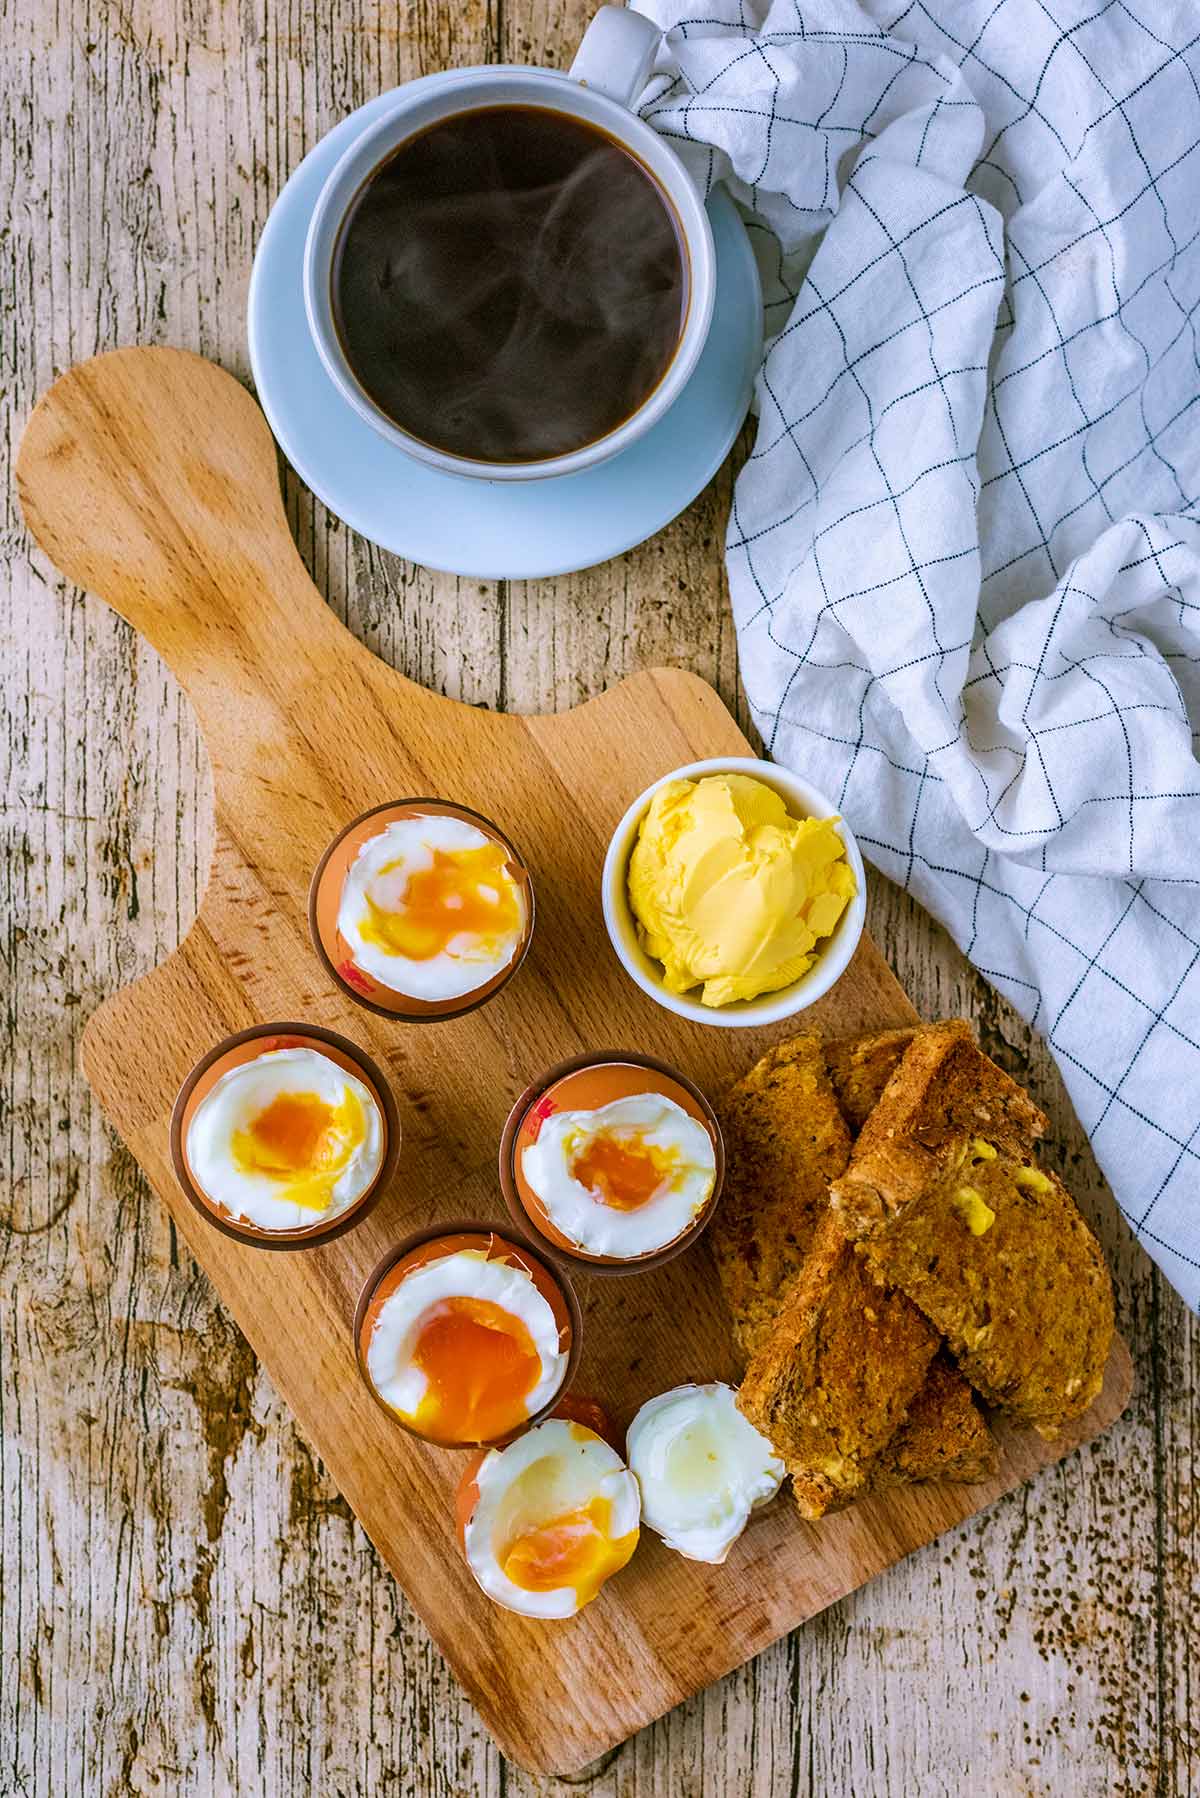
[230,1089,364,1210]
[411,1297,542,1443]
[239,1091,335,1171]
[501,1496,637,1605]
[570,1131,677,1211]
[360,844,521,963]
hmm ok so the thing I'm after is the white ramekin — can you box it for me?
[600,756,868,1029]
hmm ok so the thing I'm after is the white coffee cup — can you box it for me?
[303,6,715,483]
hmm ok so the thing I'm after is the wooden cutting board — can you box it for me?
[16,347,1132,1777]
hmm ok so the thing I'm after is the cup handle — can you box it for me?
[569,5,661,109]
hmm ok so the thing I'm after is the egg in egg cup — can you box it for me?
[353,1225,582,1448]
[499,1051,725,1277]
[309,798,535,1021]
[170,1022,400,1248]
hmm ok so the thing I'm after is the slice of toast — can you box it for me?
[717,1026,992,1516]
[737,1211,940,1518]
[830,1022,1114,1436]
[710,1035,851,1362]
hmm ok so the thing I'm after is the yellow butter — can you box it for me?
[626,774,856,1008]
[953,1185,996,1235]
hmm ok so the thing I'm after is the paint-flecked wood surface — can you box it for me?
[14,344,1133,1776]
[1,1,1195,1793]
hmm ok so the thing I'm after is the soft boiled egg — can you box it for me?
[626,1383,785,1564]
[457,1414,641,1618]
[520,1092,717,1258]
[337,814,527,1001]
[185,1046,384,1232]
[363,1239,571,1446]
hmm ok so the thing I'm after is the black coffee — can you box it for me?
[331,105,688,463]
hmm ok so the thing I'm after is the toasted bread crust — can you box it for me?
[831,1026,1113,1436]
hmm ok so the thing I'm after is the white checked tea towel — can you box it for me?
[635,0,1200,1309]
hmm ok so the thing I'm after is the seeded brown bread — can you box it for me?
[829,1022,1114,1437]
[711,1035,851,1363]
[872,1352,998,1488]
[736,1211,940,1518]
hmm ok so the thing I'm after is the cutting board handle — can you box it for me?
[15,347,424,779]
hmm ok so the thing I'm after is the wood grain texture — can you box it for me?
[1,1,1195,1793]
[13,344,1131,1775]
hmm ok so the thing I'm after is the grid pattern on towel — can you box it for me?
[636,0,1200,1307]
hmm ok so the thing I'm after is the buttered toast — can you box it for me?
[830,1022,1114,1436]
[825,1031,999,1490]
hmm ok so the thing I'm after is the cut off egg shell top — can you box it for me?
[626,1382,785,1563]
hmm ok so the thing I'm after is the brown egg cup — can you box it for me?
[308,797,535,1021]
[352,1222,583,1449]
[169,1021,401,1250]
[498,1050,725,1279]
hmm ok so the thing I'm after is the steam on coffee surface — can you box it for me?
[332,106,687,463]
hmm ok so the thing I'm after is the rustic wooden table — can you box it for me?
[3,2,1196,1794]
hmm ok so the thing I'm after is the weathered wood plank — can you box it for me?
[1,0,1195,1793]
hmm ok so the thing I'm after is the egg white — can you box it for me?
[520,1092,716,1257]
[626,1383,784,1564]
[365,1249,567,1430]
[337,814,525,1001]
[463,1419,641,1618]
[185,1046,384,1232]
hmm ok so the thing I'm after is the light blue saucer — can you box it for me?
[247,74,761,580]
